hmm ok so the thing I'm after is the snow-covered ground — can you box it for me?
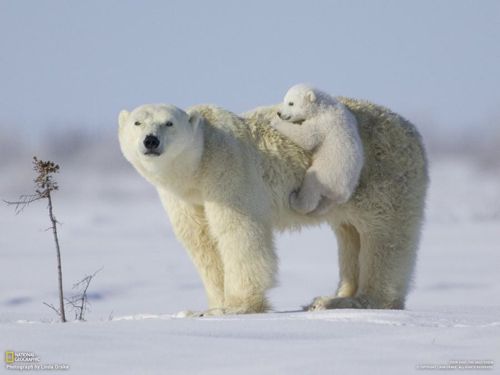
[1,154,499,374]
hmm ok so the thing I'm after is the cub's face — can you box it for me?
[278,85,318,124]
[118,104,200,171]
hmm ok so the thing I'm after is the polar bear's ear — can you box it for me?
[119,110,130,128]
[306,90,317,103]
[188,112,201,130]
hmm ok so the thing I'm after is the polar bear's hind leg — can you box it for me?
[305,223,415,310]
[335,223,360,298]
[304,223,361,311]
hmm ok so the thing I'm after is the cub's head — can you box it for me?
[277,84,320,124]
[118,104,202,172]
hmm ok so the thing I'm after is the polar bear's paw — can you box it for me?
[174,310,198,318]
[304,296,370,311]
[175,308,226,318]
[197,308,228,317]
[175,307,253,318]
[303,295,335,311]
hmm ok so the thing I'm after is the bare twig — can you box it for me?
[65,267,103,321]
[6,157,102,323]
[42,302,60,317]
[3,194,43,214]
[47,191,65,322]
[64,298,84,321]
[5,157,66,322]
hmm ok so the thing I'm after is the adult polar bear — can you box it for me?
[118,98,428,316]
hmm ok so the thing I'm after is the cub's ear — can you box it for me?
[306,90,316,103]
[118,110,130,128]
[188,112,201,129]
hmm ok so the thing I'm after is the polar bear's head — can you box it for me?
[118,104,202,174]
[277,84,327,124]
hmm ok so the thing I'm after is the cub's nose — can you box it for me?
[277,111,282,118]
[143,134,160,150]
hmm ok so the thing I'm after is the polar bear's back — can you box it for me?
[189,104,312,219]
[338,97,429,227]
[243,99,428,229]
[188,103,310,180]
[191,101,428,230]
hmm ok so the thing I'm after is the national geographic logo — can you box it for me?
[4,351,69,371]
[5,351,40,363]
[5,352,15,364]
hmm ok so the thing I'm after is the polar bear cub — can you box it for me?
[273,84,364,214]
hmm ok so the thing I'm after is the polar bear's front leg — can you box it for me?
[204,201,277,314]
[158,191,225,309]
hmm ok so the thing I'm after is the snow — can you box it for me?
[1,155,499,374]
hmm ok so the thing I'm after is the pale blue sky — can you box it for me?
[1,0,499,137]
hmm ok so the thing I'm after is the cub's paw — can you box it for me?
[290,191,318,214]
[308,196,334,216]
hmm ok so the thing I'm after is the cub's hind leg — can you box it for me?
[290,169,323,214]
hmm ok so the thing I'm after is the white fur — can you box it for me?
[273,84,364,214]
[118,104,205,202]
[118,99,428,315]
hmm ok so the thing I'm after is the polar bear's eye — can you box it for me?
[134,121,141,126]
[165,121,173,127]
[288,102,294,106]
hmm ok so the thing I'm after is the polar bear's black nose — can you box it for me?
[277,111,282,118]
[144,134,160,150]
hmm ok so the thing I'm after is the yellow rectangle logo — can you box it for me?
[5,351,15,364]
